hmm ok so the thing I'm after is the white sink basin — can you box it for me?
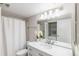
[28,41,72,56]
[37,42,52,49]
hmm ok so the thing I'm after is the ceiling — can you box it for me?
[1,3,62,19]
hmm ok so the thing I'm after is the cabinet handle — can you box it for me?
[29,48,32,51]
[29,53,32,56]
[38,53,44,56]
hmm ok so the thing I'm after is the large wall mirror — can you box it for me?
[37,21,45,39]
[37,17,72,49]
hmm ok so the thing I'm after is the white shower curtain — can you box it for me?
[2,16,26,56]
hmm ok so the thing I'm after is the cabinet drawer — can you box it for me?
[37,51,51,56]
[28,46,38,53]
[28,46,39,56]
[28,51,39,56]
[28,46,51,56]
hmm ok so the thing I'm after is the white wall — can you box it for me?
[0,7,5,56]
[26,4,75,42]
[26,15,40,41]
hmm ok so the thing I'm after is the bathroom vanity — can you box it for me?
[27,41,72,56]
[27,7,73,56]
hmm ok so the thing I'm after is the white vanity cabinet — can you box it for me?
[28,45,51,56]
[27,42,72,56]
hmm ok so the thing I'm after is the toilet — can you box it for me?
[16,49,28,56]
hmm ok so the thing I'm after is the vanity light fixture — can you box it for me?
[54,8,60,17]
[40,14,44,20]
[43,12,48,19]
[47,10,53,19]
[39,6,63,20]
[48,10,55,19]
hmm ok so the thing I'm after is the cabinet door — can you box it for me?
[28,45,51,56]
[57,19,71,43]
[28,46,39,56]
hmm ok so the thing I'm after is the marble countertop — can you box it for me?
[27,41,72,56]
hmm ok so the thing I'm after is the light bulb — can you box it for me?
[43,12,48,19]
[40,14,44,20]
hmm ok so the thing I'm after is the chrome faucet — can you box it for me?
[46,39,55,45]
